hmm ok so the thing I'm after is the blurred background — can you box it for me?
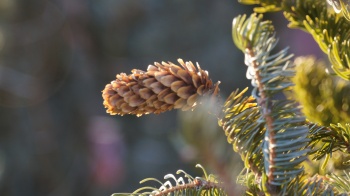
[0,0,323,195]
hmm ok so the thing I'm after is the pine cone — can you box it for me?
[102,59,220,116]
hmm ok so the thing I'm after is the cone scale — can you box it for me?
[102,59,220,116]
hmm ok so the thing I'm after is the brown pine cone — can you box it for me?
[102,59,220,116]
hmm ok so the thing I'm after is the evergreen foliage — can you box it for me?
[239,0,350,80]
[293,56,350,125]
[112,165,227,196]
[102,0,350,195]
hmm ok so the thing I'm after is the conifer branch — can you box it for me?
[284,174,337,195]
[327,0,350,21]
[308,123,350,162]
[229,13,310,194]
[112,165,227,196]
[219,88,264,177]
[326,171,350,194]
[238,0,350,80]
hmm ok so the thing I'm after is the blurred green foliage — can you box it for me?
[293,56,350,125]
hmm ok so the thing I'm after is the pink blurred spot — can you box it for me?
[88,116,126,188]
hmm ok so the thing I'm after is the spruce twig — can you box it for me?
[231,13,309,194]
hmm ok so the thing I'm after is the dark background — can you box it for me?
[0,0,322,195]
